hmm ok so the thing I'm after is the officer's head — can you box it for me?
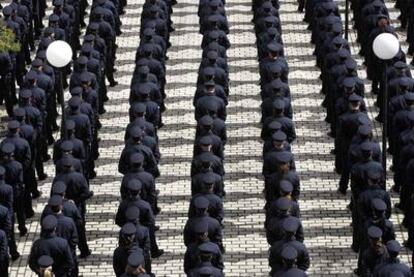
[87,23,99,35]
[198,244,214,263]
[120,223,136,248]
[275,197,291,216]
[53,0,63,8]
[41,215,58,234]
[129,153,144,169]
[367,226,383,249]
[264,16,277,29]
[272,131,287,149]
[137,65,149,79]
[65,120,76,136]
[268,120,282,136]
[137,85,151,101]
[348,93,361,111]
[279,180,293,198]
[143,28,154,41]
[198,115,213,133]
[194,196,209,216]
[359,142,374,161]
[76,56,88,70]
[61,157,74,172]
[92,7,104,20]
[51,181,67,198]
[200,156,213,171]
[125,252,145,274]
[199,136,213,152]
[68,96,82,113]
[281,246,297,268]
[371,198,386,221]
[127,179,142,198]
[125,206,140,225]
[276,151,292,173]
[149,5,159,17]
[60,141,74,155]
[282,217,299,240]
[48,195,63,214]
[48,14,59,28]
[1,143,15,161]
[272,99,285,116]
[81,44,93,59]
[207,51,218,64]
[386,240,401,259]
[202,174,215,193]
[270,79,283,96]
[342,78,356,95]
[7,120,20,134]
[194,220,209,242]
[198,267,213,277]
[367,168,382,187]
[204,79,215,94]
[208,15,219,29]
[37,255,53,277]
[267,42,282,59]
[25,70,38,86]
[377,15,389,30]
[129,127,144,144]
[32,58,43,71]
[394,61,407,77]
[404,92,414,107]
[202,67,215,82]
[357,124,372,140]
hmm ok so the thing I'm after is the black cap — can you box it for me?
[32,58,43,67]
[51,181,67,195]
[80,73,92,84]
[138,84,151,96]
[204,79,215,87]
[48,195,63,206]
[275,151,292,163]
[19,89,32,99]
[394,61,407,69]
[49,14,59,22]
[127,179,142,191]
[132,103,146,114]
[367,226,383,239]
[127,252,145,268]
[37,255,53,268]
[121,223,137,236]
[358,124,372,136]
[282,217,299,233]
[60,141,74,152]
[207,51,218,60]
[68,97,82,109]
[367,168,382,181]
[348,93,362,102]
[60,157,73,167]
[199,115,214,126]
[338,48,350,58]
[143,28,155,37]
[281,246,298,261]
[276,197,291,211]
[201,173,216,186]
[0,166,5,176]
[343,78,356,88]
[268,120,282,131]
[125,206,140,221]
[279,180,293,193]
[130,153,144,164]
[1,143,15,154]
[360,141,374,152]
[7,120,20,130]
[273,99,285,110]
[404,92,414,101]
[199,136,213,146]
[345,59,357,70]
[267,42,283,53]
[84,34,95,42]
[70,87,83,97]
[129,127,143,139]
[193,196,209,209]
[25,70,37,81]
[372,198,387,212]
[53,0,63,6]
[198,242,215,253]
[203,67,215,77]
[386,240,401,254]
[272,131,287,142]
[65,120,76,131]
[2,6,13,16]
[137,65,150,74]
[13,107,26,118]
[41,215,58,231]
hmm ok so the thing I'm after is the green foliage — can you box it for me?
[0,21,20,53]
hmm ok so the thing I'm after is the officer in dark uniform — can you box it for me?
[113,223,145,277]
[196,115,227,146]
[119,127,159,177]
[121,252,151,277]
[0,143,26,237]
[115,180,164,258]
[271,246,307,276]
[0,165,19,260]
[124,207,152,274]
[269,217,310,275]
[49,181,91,258]
[265,181,301,219]
[192,167,224,197]
[0,51,14,117]
[183,220,224,274]
[121,153,159,214]
[356,226,389,276]
[183,196,224,252]
[191,136,224,177]
[125,104,156,140]
[187,245,224,277]
[0,228,8,276]
[28,215,75,276]
[36,255,54,277]
[373,240,412,276]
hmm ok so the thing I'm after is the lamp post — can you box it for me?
[372,33,400,181]
[345,0,349,40]
[46,40,72,139]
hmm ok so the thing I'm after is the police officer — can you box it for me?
[28,215,75,276]
[373,240,412,276]
[191,137,224,177]
[36,255,54,277]
[0,228,8,276]
[121,252,151,277]
[271,246,307,276]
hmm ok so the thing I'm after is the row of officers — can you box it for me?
[0,0,128,275]
[112,0,176,276]
[253,0,310,276]
[306,0,414,275]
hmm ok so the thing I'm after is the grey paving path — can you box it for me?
[3,0,413,276]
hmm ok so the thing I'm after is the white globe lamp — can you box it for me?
[372,33,400,60]
[46,40,72,68]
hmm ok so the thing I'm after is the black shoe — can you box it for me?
[103,95,109,102]
[48,137,55,146]
[26,210,35,218]
[43,154,51,162]
[79,250,92,258]
[11,252,20,261]
[351,244,359,253]
[99,108,106,115]
[89,171,97,179]
[109,81,118,87]
[151,249,164,258]
[32,190,42,199]
[337,188,347,196]
[155,207,161,215]
[391,185,400,193]
[19,228,28,237]
[154,225,160,231]
[38,173,48,181]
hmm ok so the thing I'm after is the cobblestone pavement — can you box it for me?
[3,0,413,276]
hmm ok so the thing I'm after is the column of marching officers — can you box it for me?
[304,0,413,275]
[0,0,129,275]
[182,0,230,276]
[252,0,311,276]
